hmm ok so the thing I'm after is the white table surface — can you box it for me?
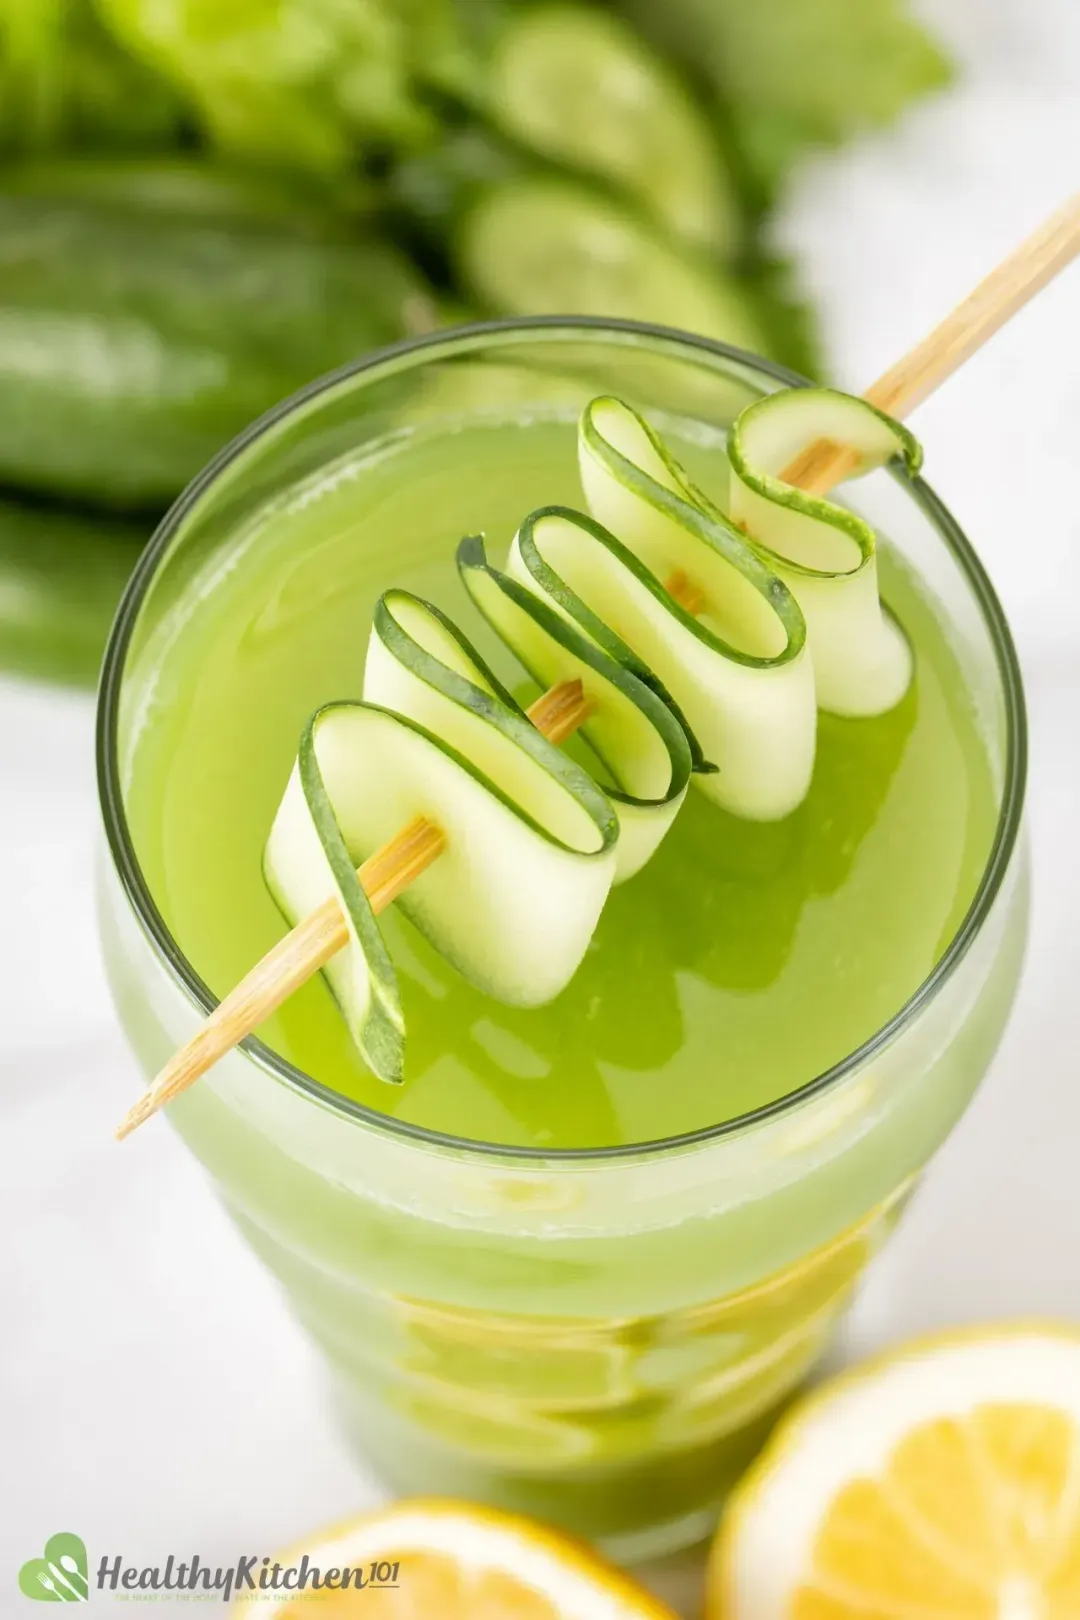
[3,5,1080,1614]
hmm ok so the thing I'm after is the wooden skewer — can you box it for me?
[666,569,707,617]
[525,678,595,745]
[781,191,1080,494]
[115,816,448,1140]
[115,681,593,1139]
[119,194,1080,1139]
[668,192,1080,621]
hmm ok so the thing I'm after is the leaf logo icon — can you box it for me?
[18,1534,88,1602]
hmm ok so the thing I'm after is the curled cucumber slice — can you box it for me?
[457,534,693,881]
[489,4,741,254]
[727,388,923,717]
[265,593,618,1083]
[577,398,815,821]
[265,387,924,1081]
[458,177,767,355]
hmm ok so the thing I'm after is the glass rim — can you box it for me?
[96,315,1028,1165]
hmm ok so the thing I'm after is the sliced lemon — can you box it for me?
[235,1498,677,1617]
[710,1323,1080,1619]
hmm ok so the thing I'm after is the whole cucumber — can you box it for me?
[487,4,743,256]
[457,175,769,354]
[0,156,368,236]
[0,498,147,686]
[0,196,434,509]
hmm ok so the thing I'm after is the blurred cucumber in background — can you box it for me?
[0,499,145,685]
[0,194,433,508]
[0,0,950,686]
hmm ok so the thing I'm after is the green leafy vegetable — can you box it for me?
[96,0,462,173]
[746,256,823,379]
[618,0,951,201]
[0,0,183,150]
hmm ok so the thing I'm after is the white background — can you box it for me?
[2,4,1079,1614]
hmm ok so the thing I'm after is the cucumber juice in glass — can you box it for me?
[98,322,1027,1558]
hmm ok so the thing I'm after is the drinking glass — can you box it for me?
[97,320,1027,1560]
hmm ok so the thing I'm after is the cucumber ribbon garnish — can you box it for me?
[578,396,815,820]
[264,593,620,1084]
[727,387,922,716]
[266,389,920,1082]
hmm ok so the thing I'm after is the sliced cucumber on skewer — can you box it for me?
[727,388,923,716]
[365,590,617,871]
[506,503,815,823]
[577,399,815,821]
[266,595,618,1083]
[264,710,407,1083]
[265,388,919,1084]
[458,177,767,354]
[489,5,742,255]
[458,535,693,880]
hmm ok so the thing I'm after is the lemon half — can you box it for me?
[711,1323,1080,1618]
[234,1497,678,1618]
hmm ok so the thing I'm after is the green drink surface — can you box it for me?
[125,412,997,1150]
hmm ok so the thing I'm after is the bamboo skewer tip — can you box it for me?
[779,191,1080,495]
[116,683,589,1139]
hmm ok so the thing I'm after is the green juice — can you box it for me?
[125,413,995,1150]
[104,352,1024,1556]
